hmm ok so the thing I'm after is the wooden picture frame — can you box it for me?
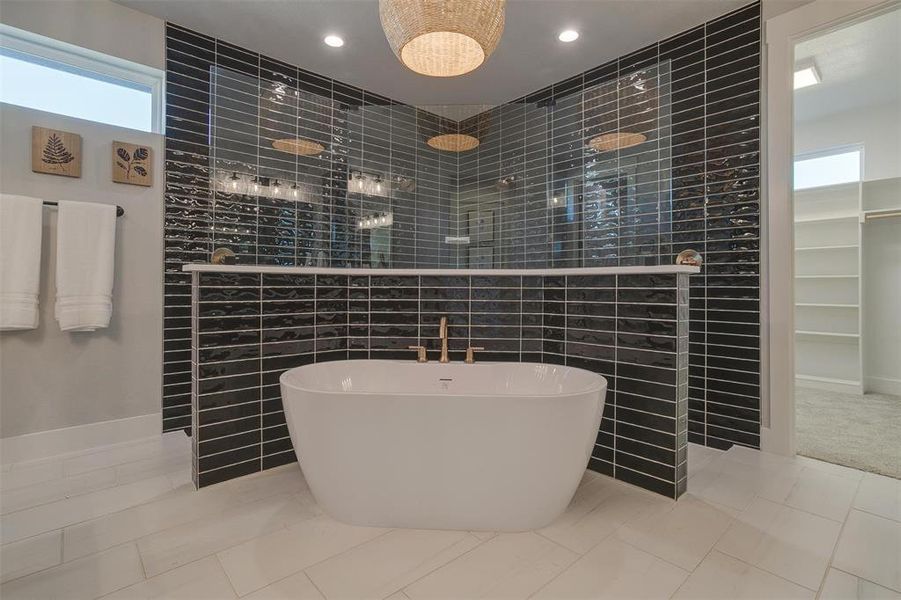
[112,141,152,186]
[32,127,81,178]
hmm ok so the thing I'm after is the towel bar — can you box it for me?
[42,201,124,217]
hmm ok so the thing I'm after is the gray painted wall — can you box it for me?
[0,104,164,437]
[0,0,165,71]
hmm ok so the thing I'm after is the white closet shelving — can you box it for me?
[793,181,863,394]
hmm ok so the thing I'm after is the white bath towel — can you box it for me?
[0,194,44,330]
[55,201,117,332]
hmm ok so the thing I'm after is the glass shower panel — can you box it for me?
[582,62,672,267]
[205,61,672,270]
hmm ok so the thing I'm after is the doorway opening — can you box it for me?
[791,6,901,477]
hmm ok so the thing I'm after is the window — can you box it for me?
[0,26,163,133]
[793,147,862,190]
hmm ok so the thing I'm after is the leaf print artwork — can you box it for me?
[112,141,152,186]
[42,134,75,171]
[32,127,81,178]
[116,145,146,179]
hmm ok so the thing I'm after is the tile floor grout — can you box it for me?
[1,438,898,599]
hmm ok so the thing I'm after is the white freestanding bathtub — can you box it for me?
[280,360,606,531]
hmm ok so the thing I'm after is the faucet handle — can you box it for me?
[464,346,485,364]
[407,345,428,363]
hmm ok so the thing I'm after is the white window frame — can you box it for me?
[793,144,864,191]
[0,24,165,133]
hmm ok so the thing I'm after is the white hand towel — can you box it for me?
[55,201,117,332]
[0,194,44,330]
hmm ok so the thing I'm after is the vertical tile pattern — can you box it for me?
[191,273,691,498]
[454,3,761,451]
[167,1,762,452]
[164,24,457,431]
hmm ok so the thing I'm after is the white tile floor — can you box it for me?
[1,437,899,599]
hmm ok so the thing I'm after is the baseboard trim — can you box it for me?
[795,375,863,395]
[866,376,901,396]
[1,413,161,465]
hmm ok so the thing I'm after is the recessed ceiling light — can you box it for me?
[793,65,820,89]
[324,35,344,48]
[558,30,579,43]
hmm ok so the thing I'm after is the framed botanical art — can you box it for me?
[32,127,81,178]
[112,141,152,186]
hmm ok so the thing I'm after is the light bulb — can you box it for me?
[272,180,281,196]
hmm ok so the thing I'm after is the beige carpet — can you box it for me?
[796,386,901,479]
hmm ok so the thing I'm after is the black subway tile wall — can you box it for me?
[454,3,761,449]
[192,271,692,497]
[164,23,456,431]
[168,2,761,451]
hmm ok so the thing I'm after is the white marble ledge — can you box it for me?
[182,264,700,276]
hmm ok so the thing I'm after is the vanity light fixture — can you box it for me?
[348,171,395,196]
[557,30,579,42]
[324,35,345,48]
[379,0,506,77]
[357,212,394,230]
[427,133,480,152]
[588,131,647,152]
[217,171,307,201]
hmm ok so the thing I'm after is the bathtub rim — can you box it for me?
[279,359,607,399]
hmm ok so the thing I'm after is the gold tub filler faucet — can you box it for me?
[408,316,483,363]
[439,316,449,363]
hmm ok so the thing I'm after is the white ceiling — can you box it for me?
[795,7,901,121]
[116,0,802,108]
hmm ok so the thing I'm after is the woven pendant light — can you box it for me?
[379,0,506,77]
[587,132,647,153]
[427,133,480,152]
[272,138,325,156]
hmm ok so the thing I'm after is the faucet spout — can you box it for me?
[439,316,449,363]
